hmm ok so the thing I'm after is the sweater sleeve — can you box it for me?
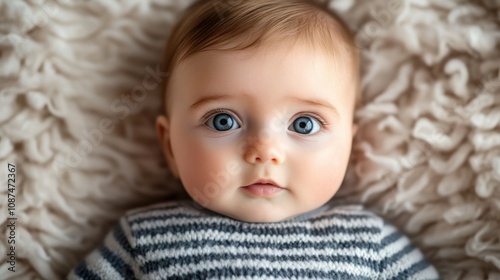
[377,220,440,280]
[67,216,142,280]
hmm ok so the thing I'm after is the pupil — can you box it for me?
[299,122,306,128]
[220,119,228,125]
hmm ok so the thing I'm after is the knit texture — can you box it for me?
[67,200,440,279]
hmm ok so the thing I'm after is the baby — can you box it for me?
[68,0,440,279]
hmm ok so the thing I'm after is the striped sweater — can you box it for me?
[68,200,440,280]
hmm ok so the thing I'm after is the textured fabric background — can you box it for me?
[0,0,499,279]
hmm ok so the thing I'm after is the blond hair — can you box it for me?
[161,0,360,115]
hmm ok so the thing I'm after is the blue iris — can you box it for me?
[292,116,314,134]
[211,113,236,131]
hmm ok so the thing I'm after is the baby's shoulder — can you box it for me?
[320,203,386,225]
[324,203,416,246]
[318,203,397,239]
[115,200,208,245]
[121,200,203,224]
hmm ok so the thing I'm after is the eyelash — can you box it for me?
[201,108,238,124]
[201,108,329,127]
[298,112,328,126]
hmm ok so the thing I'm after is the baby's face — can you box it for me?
[157,41,357,222]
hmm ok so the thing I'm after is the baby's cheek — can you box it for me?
[310,146,347,190]
[181,146,236,207]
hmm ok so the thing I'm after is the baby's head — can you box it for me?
[156,0,360,222]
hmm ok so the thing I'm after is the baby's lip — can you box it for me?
[242,179,283,189]
[241,179,285,197]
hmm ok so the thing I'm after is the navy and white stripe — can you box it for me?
[68,200,440,280]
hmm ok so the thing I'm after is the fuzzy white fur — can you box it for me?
[0,0,499,279]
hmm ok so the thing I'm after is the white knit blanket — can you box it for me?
[0,0,499,279]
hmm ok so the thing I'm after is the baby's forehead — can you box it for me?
[170,45,356,115]
[179,40,349,79]
[170,38,357,102]
[182,35,355,74]
[162,0,360,115]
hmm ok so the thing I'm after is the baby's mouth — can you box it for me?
[241,179,284,197]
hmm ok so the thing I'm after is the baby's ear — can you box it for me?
[156,115,180,178]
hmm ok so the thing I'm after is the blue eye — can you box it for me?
[206,113,240,131]
[288,116,321,134]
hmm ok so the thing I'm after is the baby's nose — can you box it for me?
[243,132,285,165]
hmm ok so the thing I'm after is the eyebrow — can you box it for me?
[289,96,340,117]
[189,94,238,111]
[189,94,340,116]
